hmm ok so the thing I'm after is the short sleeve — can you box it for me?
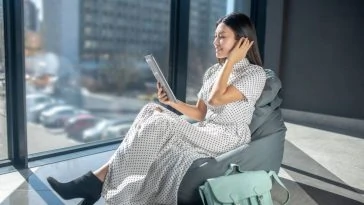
[231,66,266,103]
[197,87,203,99]
[197,74,207,99]
[197,64,218,99]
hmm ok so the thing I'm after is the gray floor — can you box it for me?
[0,122,363,205]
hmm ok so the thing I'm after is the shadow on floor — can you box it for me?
[282,109,364,139]
[282,141,364,204]
[297,182,364,205]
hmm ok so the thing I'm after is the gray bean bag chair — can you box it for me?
[178,69,286,205]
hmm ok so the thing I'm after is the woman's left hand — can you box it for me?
[157,82,171,105]
[228,37,254,65]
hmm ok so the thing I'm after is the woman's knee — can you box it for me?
[141,102,161,112]
[143,113,171,129]
[137,103,158,117]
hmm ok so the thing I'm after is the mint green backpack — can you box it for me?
[199,164,290,205]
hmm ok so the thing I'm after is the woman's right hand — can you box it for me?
[157,82,171,105]
[228,37,254,65]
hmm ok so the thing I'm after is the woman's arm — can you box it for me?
[168,99,207,121]
[208,59,243,106]
[208,38,253,106]
[157,83,207,121]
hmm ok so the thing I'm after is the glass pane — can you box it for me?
[0,1,7,160]
[24,0,171,154]
[186,0,236,103]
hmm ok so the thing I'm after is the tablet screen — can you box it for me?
[144,54,177,103]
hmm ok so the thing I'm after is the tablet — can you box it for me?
[144,54,177,103]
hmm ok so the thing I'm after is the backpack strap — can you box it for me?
[225,163,244,176]
[268,171,290,205]
[199,186,207,205]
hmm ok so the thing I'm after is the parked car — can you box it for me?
[82,119,110,142]
[65,114,99,141]
[103,121,133,140]
[39,105,88,128]
[27,99,65,123]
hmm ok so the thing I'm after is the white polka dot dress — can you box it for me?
[101,58,266,205]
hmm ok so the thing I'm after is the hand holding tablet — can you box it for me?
[144,54,178,103]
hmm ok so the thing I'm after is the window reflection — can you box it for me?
[24,0,171,154]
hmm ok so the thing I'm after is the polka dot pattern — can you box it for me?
[101,58,266,205]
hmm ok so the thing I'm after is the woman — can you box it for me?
[47,12,266,205]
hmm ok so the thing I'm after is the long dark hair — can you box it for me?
[216,12,262,66]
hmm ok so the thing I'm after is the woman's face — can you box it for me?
[213,23,237,58]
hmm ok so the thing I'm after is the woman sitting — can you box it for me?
[47,12,266,205]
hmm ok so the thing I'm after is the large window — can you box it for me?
[0,1,6,161]
[24,0,171,154]
[186,0,236,103]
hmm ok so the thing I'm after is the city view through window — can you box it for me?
[0,0,235,157]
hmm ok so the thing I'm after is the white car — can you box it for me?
[27,99,65,123]
[103,122,133,140]
[82,119,110,142]
[39,105,88,127]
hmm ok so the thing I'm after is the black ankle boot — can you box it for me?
[47,171,103,203]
